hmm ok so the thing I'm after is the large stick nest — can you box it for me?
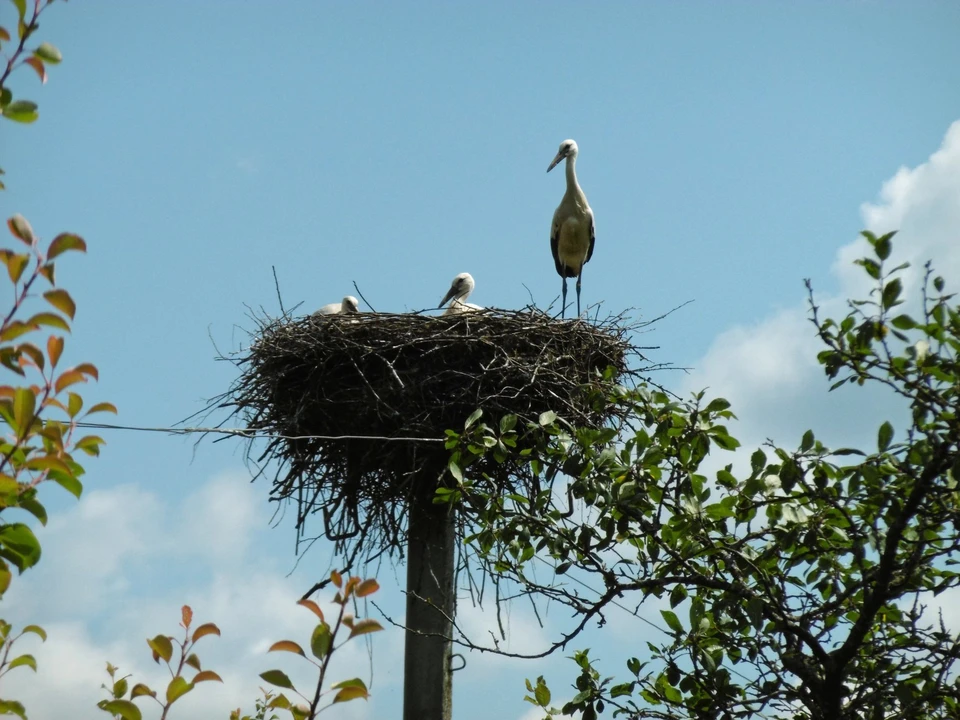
[217,307,647,563]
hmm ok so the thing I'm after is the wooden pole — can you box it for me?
[403,473,455,720]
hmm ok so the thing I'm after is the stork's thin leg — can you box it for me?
[561,276,568,319]
[575,270,583,318]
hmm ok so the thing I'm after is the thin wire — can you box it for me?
[6,419,446,443]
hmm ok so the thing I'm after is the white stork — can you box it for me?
[547,139,595,318]
[440,272,482,315]
[315,296,360,315]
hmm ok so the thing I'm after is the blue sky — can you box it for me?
[4,2,960,718]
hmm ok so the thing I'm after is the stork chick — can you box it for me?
[547,139,595,318]
[316,296,360,315]
[440,272,482,315]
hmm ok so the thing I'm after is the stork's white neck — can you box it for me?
[565,153,581,193]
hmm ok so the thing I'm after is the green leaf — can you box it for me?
[17,496,47,525]
[13,387,35,435]
[130,683,156,699]
[499,414,517,433]
[875,232,892,261]
[147,634,173,663]
[2,100,38,123]
[534,678,551,707]
[259,669,295,690]
[703,398,731,413]
[882,278,902,310]
[464,408,482,429]
[331,678,367,691]
[856,257,882,279]
[891,314,916,330]
[11,0,26,25]
[0,523,41,571]
[447,458,463,483]
[310,622,332,659]
[660,609,684,634]
[332,684,370,704]
[47,232,87,260]
[27,312,70,331]
[0,699,26,720]
[165,675,194,703]
[539,410,557,426]
[800,429,814,452]
[21,624,46,641]
[34,42,62,64]
[669,585,687,608]
[98,699,143,720]
[113,677,128,699]
[43,289,76,319]
[50,471,83,499]
[7,214,35,245]
[8,653,36,671]
[878,421,894,452]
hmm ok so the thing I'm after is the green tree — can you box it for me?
[448,231,960,719]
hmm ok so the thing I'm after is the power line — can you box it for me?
[5,420,446,444]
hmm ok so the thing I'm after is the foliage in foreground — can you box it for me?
[0,4,113,717]
[95,573,381,720]
[446,231,960,719]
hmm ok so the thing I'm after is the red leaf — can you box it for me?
[181,605,193,628]
[54,369,86,394]
[193,670,222,683]
[191,623,221,642]
[74,362,99,380]
[268,640,305,656]
[355,579,379,598]
[347,619,383,639]
[297,599,325,621]
[24,56,46,84]
[47,336,64,368]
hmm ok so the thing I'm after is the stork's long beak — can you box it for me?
[546,152,564,173]
[440,285,457,308]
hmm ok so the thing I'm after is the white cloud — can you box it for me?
[681,118,960,452]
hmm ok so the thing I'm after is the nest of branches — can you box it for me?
[217,307,644,562]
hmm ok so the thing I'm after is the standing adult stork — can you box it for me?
[547,139,595,318]
[315,296,360,315]
[439,272,482,315]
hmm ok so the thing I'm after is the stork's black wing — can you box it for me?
[584,211,596,265]
[550,220,566,277]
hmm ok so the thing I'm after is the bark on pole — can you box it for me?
[403,474,456,720]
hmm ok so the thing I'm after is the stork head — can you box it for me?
[440,272,475,308]
[547,139,578,172]
[341,296,360,313]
